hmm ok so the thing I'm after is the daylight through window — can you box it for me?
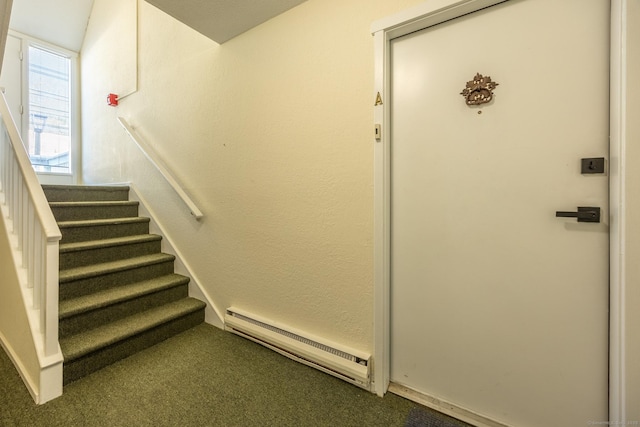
[28,45,71,174]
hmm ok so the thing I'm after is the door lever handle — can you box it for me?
[555,207,601,223]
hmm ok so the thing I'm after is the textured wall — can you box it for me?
[81,0,424,353]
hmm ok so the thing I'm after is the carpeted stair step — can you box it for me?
[58,217,150,243]
[59,234,163,270]
[46,184,207,386]
[59,274,191,339]
[59,253,177,300]
[50,200,140,222]
[43,185,130,202]
[60,297,206,384]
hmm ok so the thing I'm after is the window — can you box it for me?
[27,45,72,174]
[0,32,79,183]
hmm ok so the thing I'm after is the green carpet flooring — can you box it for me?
[0,324,471,427]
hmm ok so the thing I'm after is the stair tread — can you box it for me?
[42,185,131,202]
[50,200,139,207]
[60,234,162,253]
[43,184,130,191]
[59,253,175,283]
[57,217,150,228]
[59,274,190,319]
[60,298,206,362]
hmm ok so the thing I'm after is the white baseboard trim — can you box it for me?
[388,382,511,427]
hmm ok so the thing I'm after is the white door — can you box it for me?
[390,1,609,426]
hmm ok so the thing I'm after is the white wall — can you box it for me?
[81,0,425,353]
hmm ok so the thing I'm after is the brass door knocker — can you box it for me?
[460,73,499,106]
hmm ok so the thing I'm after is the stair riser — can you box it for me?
[60,222,150,243]
[51,204,139,222]
[43,186,130,202]
[60,261,176,300]
[59,284,189,339]
[63,310,205,385]
[60,240,162,270]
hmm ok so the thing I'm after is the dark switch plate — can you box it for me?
[581,157,605,174]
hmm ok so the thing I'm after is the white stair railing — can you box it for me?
[0,91,61,358]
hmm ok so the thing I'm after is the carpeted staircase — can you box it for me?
[43,184,206,385]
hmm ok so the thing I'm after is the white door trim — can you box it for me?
[371,0,627,422]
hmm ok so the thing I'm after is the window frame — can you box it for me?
[13,30,80,182]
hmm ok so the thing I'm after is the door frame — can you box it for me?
[371,0,628,421]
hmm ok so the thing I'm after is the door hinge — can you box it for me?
[18,50,23,61]
[19,105,23,115]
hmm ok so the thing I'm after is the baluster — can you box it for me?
[7,152,13,222]
[4,138,9,195]
[0,139,4,198]
[13,160,18,226]
[12,161,19,227]
[7,143,13,206]
[0,136,3,193]
[0,130,5,194]
[20,193,32,267]
[16,174,23,251]
[3,141,7,197]
[1,137,6,197]
[5,134,10,193]
[27,204,35,289]
[33,224,43,311]
[6,154,10,197]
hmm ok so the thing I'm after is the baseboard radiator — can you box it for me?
[224,307,370,389]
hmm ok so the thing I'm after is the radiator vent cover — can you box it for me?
[224,307,370,389]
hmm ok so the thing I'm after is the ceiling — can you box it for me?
[9,0,94,52]
[8,0,307,52]
[144,0,307,44]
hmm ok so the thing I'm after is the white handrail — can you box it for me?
[117,117,204,220]
[0,91,61,357]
